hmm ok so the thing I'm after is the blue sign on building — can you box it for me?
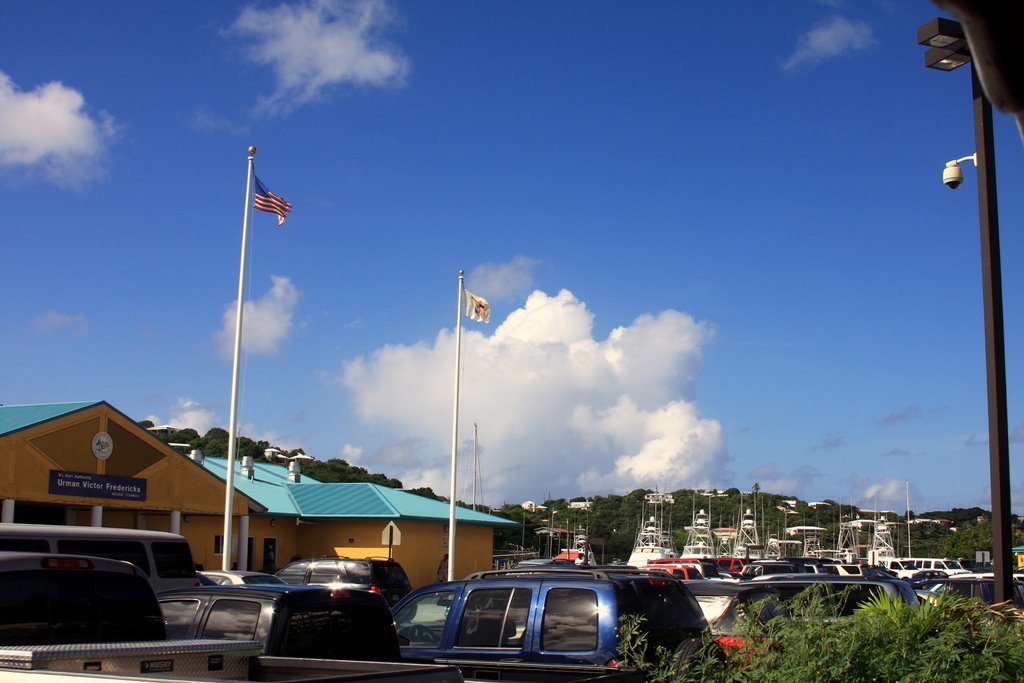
[49,470,147,501]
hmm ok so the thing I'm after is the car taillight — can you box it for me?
[330,588,354,599]
[42,557,93,570]
[369,585,382,594]
[646,577,671,587]
[605,658,620,668]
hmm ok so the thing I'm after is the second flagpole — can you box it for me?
[446,270,464,581]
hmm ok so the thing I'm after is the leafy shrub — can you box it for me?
[621,588,1024,682]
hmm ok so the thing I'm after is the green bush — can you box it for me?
[621,589,1024,683]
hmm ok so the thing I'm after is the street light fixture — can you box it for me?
[918,17,1012,604]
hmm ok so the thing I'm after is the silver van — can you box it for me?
[0,523,198,592]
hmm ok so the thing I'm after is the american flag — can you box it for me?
[254,176,293,226]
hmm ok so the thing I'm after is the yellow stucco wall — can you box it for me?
[0,404,250,517]
[290,517,494,588]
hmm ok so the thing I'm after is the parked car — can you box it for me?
[650,558,730,581]
[646,564,705,581]
[391,566,709,667]
[276,556,412,606]
[917,576,1024,607]
[0,551,165,645]
[739,561,804,579]
[749,575,920,615]
[685,580,786,653]
[903,569,948,589]
[0,523,198,592]
[715,557,745,574]
[159,583,402,661]
[199,569,287,585]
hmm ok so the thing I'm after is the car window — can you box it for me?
[152,541,197,579]
[57,540,150,576]
[202,599,261,640]
[309,561,345,583]
[829,584,884,616]
[284,603,400,661]
[276,562,309,584]
[95,572,165,641]
[0,539,50,552]
[0,569,163,645]
[456,587,530,649]
[372,562,412,588]
[394,589,455,648]
[541,588,598,652]
[161,598,202,638]
[340,560,372,583]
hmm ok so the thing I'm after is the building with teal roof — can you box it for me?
[0,400,518,587]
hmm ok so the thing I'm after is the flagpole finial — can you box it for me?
[459,269,464,277]
[248,145,257,156]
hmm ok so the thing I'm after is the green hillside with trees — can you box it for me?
[140,420,1021,562]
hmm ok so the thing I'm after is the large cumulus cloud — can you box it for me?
[341,288,727,503]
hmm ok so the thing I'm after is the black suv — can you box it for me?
[276,557,412,606]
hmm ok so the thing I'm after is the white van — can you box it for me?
[902,557,969,575]
[0,523,198,591]
[878,557,968,577]
[876,558,921,579]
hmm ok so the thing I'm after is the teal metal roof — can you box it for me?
[0,401,103,436]
[197,456,312,517]
[196,456,516,527]
[287,482,518,526]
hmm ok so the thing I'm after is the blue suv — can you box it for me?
[392,567,708,667]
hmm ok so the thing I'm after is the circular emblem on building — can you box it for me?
[92,432,113,460]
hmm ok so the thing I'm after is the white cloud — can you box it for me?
[32,310,88,337]
[169,398,218,434]
[466,256,541,301]
[783,16,876,72]
[340,443,364,460]
[0,71,116,187]
[860,477,910,509]
[341,288,723,503]
[231,0,409,114]
[748,464,821,496]
[216,275,301,359]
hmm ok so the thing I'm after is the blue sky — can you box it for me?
[2,0,1021,514]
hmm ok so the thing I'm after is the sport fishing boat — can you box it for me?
[553,530,597,565]
[627,492,678,566]
[682,508,715,556]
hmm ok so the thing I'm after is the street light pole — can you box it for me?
[918,17,1012,604]
[970,65,1012,604]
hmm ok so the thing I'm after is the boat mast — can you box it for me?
[905,480,912,558]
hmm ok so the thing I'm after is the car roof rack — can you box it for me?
[465,566,654,581]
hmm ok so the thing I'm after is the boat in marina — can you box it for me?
[553,529,597,565]
[627,493,678,566]
[682,508,715,556]
[732,508,762,559]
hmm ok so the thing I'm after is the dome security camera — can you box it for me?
[943,164,964,189]
[942,154,976,190]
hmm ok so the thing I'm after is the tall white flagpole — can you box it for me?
[446,270,464,580]
[222,146,257,570]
